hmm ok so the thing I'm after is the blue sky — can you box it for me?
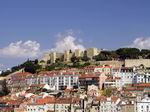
[0,0,150,70]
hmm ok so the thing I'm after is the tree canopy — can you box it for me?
[116,48,140,59]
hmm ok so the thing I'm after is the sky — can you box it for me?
[1,0,150,70]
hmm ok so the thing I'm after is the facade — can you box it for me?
[80,65,112,75]
[99,73,107,90]
[104,76,122,90]
[27,72,79,90]
[135,95,150,112]
[96,96,121,112]
[79,74,99,90]
[120,100,135,112]
[26,96,80,112]
[87,85,99,96]
[7,72,33,92]
[113,67,135,87]
[134,73,150,84]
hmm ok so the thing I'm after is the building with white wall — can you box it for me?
[96,96,121,112]
[113,67,136,87]
[134,73,150,84]
[135,95,150,112]
[27,72,79,90]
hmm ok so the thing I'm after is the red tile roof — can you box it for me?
[79,74,99,79]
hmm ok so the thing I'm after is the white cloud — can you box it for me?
[128,37,150,50]
[0,40,41,58]
[50,32,86,52]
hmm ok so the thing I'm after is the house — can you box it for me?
[133,73,150,84]
[120,100,135,112]
[79,74,99,91]
[87,85,99,96]
[80,65,112,75]
[104,76,122,90]
[96,96,121,112]
[26,96,80,112]
[7,72,33,92]
[113,67,135,87]
[135,95,150,112]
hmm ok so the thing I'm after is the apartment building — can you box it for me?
[80,65,112,75]
[135,95,150,112]
[7,72,33,92]
[96,96,121,112]
[104,76,122,90]
[27,72,79,90]
[113,67,136,87]
[26,96,80,112]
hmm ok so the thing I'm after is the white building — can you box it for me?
[113,67,135,87]
[96,96,121,112]
[135,95,150,112]
[134,73,150,84]
[27,72,79,90]
[104,77,122,90]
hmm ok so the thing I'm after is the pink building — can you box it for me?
[99,73,107,90]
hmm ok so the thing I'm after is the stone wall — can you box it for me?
[125,59,150,67]
[97,60,124,68]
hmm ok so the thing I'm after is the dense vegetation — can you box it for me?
[1,59,41,76]
[0,80,10,96]
[94,48,150,61]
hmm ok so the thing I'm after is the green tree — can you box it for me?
[140,49,150,58]
[102,88,112,97]
[71,55,80,63]
[93,51,112,61]
[110,51,119,60]
[116,48,140,59]
[0,80,10,96]
[34,59,39,64]
[1,70,12,77]
[47,60,51,64]
[40,60,45,63]
[81,51,90,62]
[23,60,41,74]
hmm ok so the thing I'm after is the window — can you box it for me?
[147,105,149,109]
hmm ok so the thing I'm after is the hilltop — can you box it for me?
[1,47,150,76]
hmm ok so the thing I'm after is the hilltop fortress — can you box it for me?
[41,48,101,63]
